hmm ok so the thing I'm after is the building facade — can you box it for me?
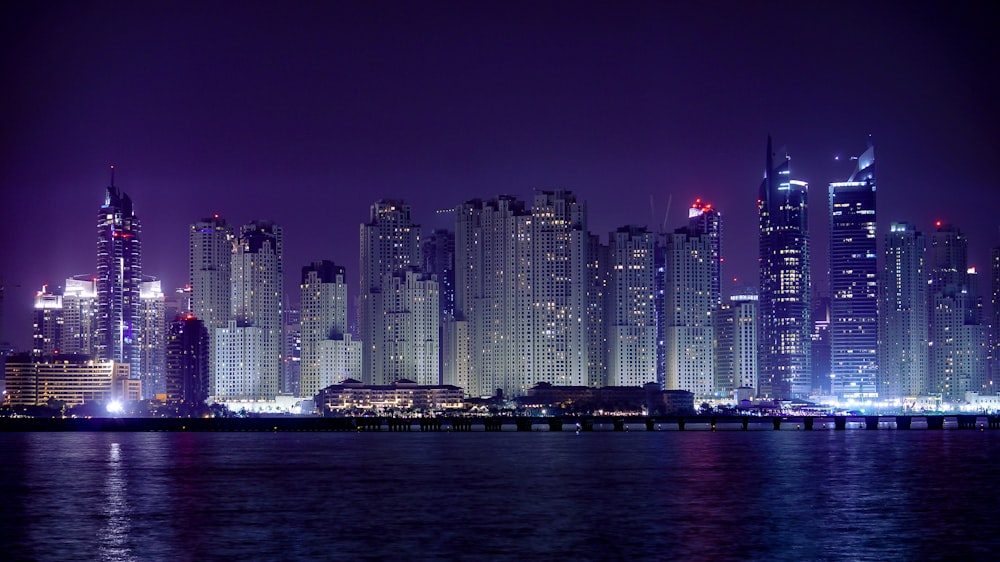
[607,226,656,387]
[879,223,928,400]
[189,215,234,398]
[165,314,209,404]
[299,260,348,397]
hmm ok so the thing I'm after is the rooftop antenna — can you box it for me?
[109,164,116,187]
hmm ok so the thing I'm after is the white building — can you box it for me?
[665,227,715,396]
[213,320,264,400]
[189,215,234,399]
[231,221,283,399]
[879,223,928,399]
[317,333,363,391]
[381,269,439,386]
[715,294,758,395]
[607,226,656,387]
[299,260,348,397]
[138,277,165,398]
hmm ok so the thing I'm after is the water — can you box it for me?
[1,430,998,560]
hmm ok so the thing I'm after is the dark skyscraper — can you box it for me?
[828,139,878,399]
[758,137,811,399]
[165,314,209,404]
[96,168,143,380]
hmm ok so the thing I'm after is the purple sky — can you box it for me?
[2,1,998,350]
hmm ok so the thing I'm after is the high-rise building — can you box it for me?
[231,220,283,399]
[165,314,209,404]
[138,277,165,398]
[758,137,811,398]
[664,225,715,396]
[828,139,878,399]
[454,192,590,398]
[283,305,301,397]
[810,295,832,394]
[715,293,758,395]
[688,199,722,308]
[299,260,348,397]
[380,268,439,386]
[586,233,610,388]
[61,276,98,356]
[189,215,234,397]
[32,286,63,357]
[879,223,928,400]
[928,223,988,402]
[214,320,264,400]
[96,170,143,380]
[359,200,422,385]
[992,245,1000,393]
[607,226,656,387]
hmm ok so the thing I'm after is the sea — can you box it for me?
[1,430,998,561]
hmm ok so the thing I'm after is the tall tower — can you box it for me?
[928,223,987,402]
[139,277,165,398]
[381,268,440,386]
[189,215,234,397]
[359,200,422,385]
[715,293,759,395]
[231,220,284,399]
[879,223,928,400]
[32,286,63,357]
[828,139,878,399]
[758,137,811,399]
[607,226,656,387]
[299,260,348,398]
[664,225,715,396]
[96,167,143,379]
[165,314,209,405]
[992,244,1000,392]
[688,199,722,308]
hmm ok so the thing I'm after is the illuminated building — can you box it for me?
[587,233,610,388]
[879,223,928,399]
[138,277,165,398]
[359,200,422,385]
[715,293,758,395]
[381,268,439,386]
[758,136,811,398]
[810,295,831,393]
[189,215,234,397]
[61,276,99,356]
[231,220,284,399]
[992,245,1000,392]
[213,320,264,400]
[299,260,348,397]
[314,378,464,412]
[664,223,715,396]
[828,139,878,398]
[32,286,63,357]
[95,170,143,381]
[928,223,988,401]
[165,314,209,404]
[688,199,722,308]
[607,226,656,387]
[317,333,362,388]
[4,353,137,407]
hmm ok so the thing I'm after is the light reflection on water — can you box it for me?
[99,442,135,562]
[1,431,998,560]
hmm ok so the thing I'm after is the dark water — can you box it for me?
[1,431,998,561]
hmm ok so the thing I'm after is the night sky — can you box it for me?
[2,1,998,350]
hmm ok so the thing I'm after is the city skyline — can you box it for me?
[2,2,998,351]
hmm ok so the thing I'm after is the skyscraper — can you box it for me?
[381,268,439,386]
[138,277,165,398]
[828,139,878,399]
[32,286,63,357]
[607,226,656,387]
[758,137,811,398]
[879,223,928,400]
[165,314,209,404]
[189,215,234,397]
[359,200,421,385]
[231,220,284,399]
[928,223,987,402]
[715,293,758,395]
[96,169,142,379]
[299,260,348,397]
[688,199,722,308]
[664,224,715,395]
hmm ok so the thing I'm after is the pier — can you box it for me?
[1,414,998,432]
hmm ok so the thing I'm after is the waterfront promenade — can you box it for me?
[2,414,999,432]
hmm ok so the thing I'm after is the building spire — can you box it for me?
[109,164,116,188]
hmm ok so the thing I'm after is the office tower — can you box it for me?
[758,137,811,398]
[32,286,63,356]
[688,199,722,308]
[928,223,988,402]
[381,268,439,386]
[138,277,165,398]
[454,192,589,398]
[96,171,143,380]
[715,293,759,395]
[165,314,209,404]
[879,223,928,400]
[586,233,610,388]
[61,276,99,356]
[607,226,656,387]
[231,220,283,399]
[810,295,832,393]
[359,200,422,385]
[664,224,715,396]
[828,139,878,399]
[214,320,264,400]
[189,216,234,397]
[299,260,348,397]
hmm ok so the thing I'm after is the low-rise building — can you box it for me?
[4,353,138,407]
[315,378,464,414]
